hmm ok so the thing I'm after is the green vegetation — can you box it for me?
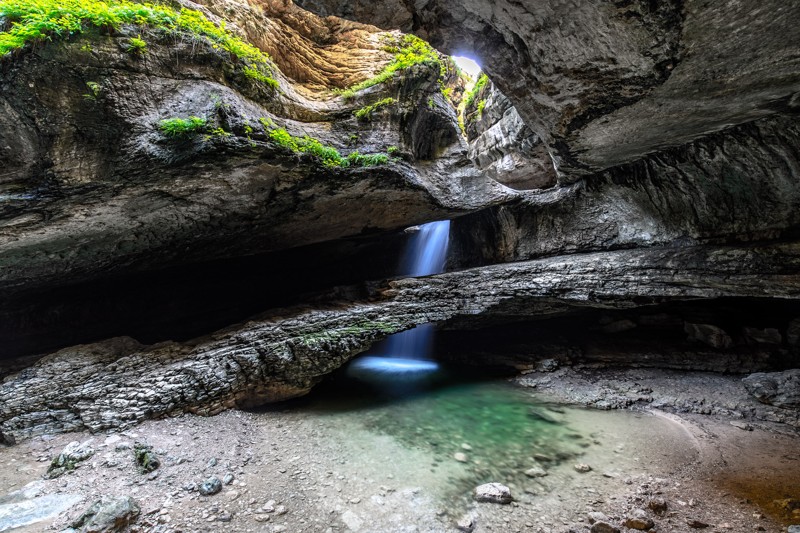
[476,98,487,118]
[340,34,442,99]
[354,97,396,121]
[83,80,101,100]
[125,34,146,55]
[158,116,207,138]
[295,320,400,348]
[265,124,389,168]
[386,145,398,155]
[463,73,488,110]
[0,0,277,88]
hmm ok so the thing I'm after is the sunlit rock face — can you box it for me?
[295,0,800,180]
[0,0,513,298]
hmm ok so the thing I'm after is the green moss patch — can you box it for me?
[354,97,396,121]
[340,34,442,100]
[0,0,277,87]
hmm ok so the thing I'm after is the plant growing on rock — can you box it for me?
[463,73,488,110]
[125,35,146,56]
[83,81,101,100]
[0,0,278,89]
[340,34,442,99]
[267,127,389,168]
[354,97,396,121]
[158,116,208,138]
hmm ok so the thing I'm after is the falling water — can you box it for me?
[347,220,450,385]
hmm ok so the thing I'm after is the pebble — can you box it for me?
[223,473,235,485]
[456,514,475,532]
[217,511,232,522]
[461,443,473,451]
[730,420,753,431]
[454,452,468,463]
[524,465,548,478]
[474,483,513,504]
[199,477,222,496]
[588,511,609,524]
[686,518,710,528]
[648,496,668,515]
[253,514,270,522]
[574,463,592,473]
[623,509,654,530]
[590,522,620,533]
[788,527,800,533]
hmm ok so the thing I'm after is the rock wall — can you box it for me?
[3,240,800,443]
[451,114,800,266]
[295,0,800,180]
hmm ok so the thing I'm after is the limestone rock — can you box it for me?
[588,511,610,524]
[70,496,140,532]
[473,483,513,504]
[684,323,734,349]
[2,241,800,443]
[743,328,782,345]
[524,465,548,478]
[296,0,800,179]
[742,370,800,409]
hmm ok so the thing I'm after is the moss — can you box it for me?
[463,73,489,110]
[295,320,400,347]
[158,116,207,138]
[266,124,389,168]
[340,34,442,100]
[0,0,277,88]
[354,97,396,121]
[133,442,160,474]
[476,98,487,118]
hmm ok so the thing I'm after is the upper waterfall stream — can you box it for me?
[347,220,450,387]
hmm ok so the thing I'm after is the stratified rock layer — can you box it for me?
[2,241,800,443]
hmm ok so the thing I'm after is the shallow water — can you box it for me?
[294,372,699,513]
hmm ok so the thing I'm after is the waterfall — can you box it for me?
[347,220,450,384]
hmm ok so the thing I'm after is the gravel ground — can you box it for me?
[1,371,799,533]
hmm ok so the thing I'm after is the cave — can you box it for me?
[1,0,799,532]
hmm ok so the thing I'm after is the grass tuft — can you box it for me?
[354,97,395,121]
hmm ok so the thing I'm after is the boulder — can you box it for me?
[742,370,800,409]
[70,496,140,532]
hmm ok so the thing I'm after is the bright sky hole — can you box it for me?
[451,55,482,79]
